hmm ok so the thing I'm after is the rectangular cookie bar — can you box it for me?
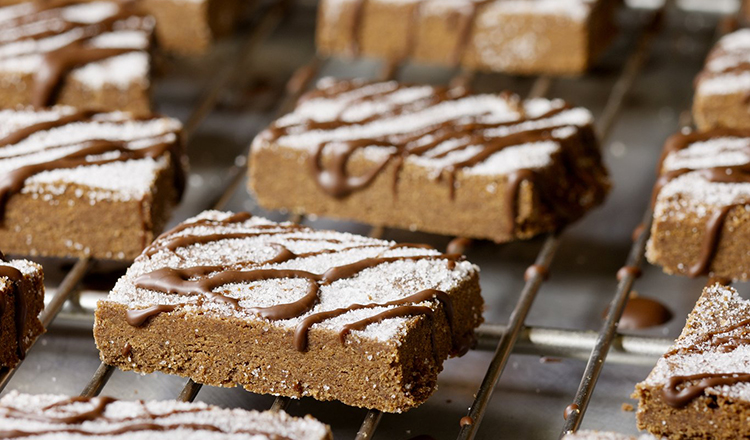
[316,0,617,75]
[0,0,243,56]
[634,284,750,439]
[646,129,750,280]
[0,1,154,115]
[249,79,610,243]
[693,29,750,131]
[0,106,185,261]
[94,210,484,412]
[0,391,332,439]
[0,252,44,368]
[139,0,244,55]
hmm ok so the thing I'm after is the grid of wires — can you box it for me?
[0,0,726,438]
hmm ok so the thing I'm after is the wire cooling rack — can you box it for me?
[3,0,738,438]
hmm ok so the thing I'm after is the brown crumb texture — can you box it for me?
[693,29,750,131]
[0,107,185,261]
[248,79,610,243]
[94,211,484,412]
[633,284,750,439]
[316,0,617,75]
[0,258,45,368]
[140,0,245,55]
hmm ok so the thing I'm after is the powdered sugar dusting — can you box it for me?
[0,391,331,439]
[563,431,659,440]
[698,29,750,96]
[655,135,750,214]
[640,284,750,403]
[254,79,594,177]
[0,106,182,203]
[106,211,480,343]
[0,1,153,91]
[0,258,42,292]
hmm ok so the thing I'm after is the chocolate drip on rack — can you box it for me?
[267,82,597,236]
[0,264,29,359]
[0,396,294,438]
[661,373,750,408]
[653,129,750,277]
[129,217,460,351]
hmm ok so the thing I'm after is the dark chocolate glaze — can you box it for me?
[0,264,30,359]
[661,373,750,408]
[653,129,750,278]
[265,81,602,237]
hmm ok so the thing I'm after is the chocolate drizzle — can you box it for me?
[0,263,29,359]
[653,129,750,277]
[661,373,750,408]
[264,80,605,237]
[0,111,184,222]
[3,2,150,108]
[345,0,489,66]
[0,138,180,220]
[0,395,296,438]
[127,214,463,353]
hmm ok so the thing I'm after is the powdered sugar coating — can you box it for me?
[0,106,182,203]
[639,284,750,403]
[253,78,594,178]
[563,431,660,440]
[654,135,750,216]
[697,29,750,96]
[0,1,153,90]
[0,391,331,439]
[0,257,42,292]
[106,211,479,343]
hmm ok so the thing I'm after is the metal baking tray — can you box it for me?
[6,1,741,438]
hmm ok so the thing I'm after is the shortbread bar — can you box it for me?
[0,252,44,367]
[694,29,750,130]
[316,0,617,75]
[646,129,750,280]
[634,284,750,439]
[0,391,332,439]
[0,106,185,260]
[94,211,484,412]
[0,1,154,115]
[249,79,610,243]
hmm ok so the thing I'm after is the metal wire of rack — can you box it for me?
[0,0,726,439]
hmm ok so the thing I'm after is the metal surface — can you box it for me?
[3,1,735,439]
